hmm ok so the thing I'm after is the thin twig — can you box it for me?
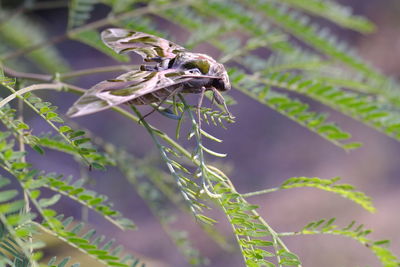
[0,83,64,108]
[242,187,279,198]
[16,82,34,259]
[2,65,53,82]
[59,64,138,79]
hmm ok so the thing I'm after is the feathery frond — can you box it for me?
[68,0,99,29]
[288,218,400,267]
[280,177,375,212]
[0,10,68,72]
[1,1,399,266]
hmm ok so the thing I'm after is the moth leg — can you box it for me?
[210,86,234,119]
[139,87,182,123]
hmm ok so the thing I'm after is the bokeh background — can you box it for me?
[2,0,400,266]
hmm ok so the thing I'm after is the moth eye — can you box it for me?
[188,69,201,75]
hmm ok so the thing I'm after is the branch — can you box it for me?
[59,64,138,79]
[2,65,52,82]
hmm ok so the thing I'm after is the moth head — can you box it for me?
[211,63,231,92]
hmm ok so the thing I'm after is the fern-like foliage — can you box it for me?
[68,0,98,29]
[1,0,400,266]
[130,105,210,220]
[275,0,375,33]
[0,10,69,72]
[0,173,34,266]
[36,216,144,267]
[27,170,136,230]
[246,71,400,143]
[214,180,301,266]
[38,133,114,168]
[0,130,142,266]
[229,68,361,150]
[279,177,374,212]
[47,256,80,267]
[241,0,382,80]
[0,73,107,170]
[98,118,234,257]
[0,100,44,154]
[289,218,400,267]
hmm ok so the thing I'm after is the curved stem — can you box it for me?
[59,64,138,79]
[1,65,53,82]
[0,83,63,108]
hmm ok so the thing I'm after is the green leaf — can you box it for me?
[38,194,61,208]
[0,190,18,202]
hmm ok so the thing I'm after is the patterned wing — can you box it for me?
[67,70,199,117]
[101,28,185,62]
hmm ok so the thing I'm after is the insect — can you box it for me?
[67,28,233,119]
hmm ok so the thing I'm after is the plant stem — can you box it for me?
[0,83,63,108]
[59,64,138,79]
[2,65,53,81]
[2,64,138,82]
[16,82,34,259]
[242,187,279,198]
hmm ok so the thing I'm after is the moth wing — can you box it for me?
[101,28,185,62]
[67,70,198,117]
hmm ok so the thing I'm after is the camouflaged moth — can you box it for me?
[67,28,232,118]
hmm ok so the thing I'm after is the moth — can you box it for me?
[67,28,232,118]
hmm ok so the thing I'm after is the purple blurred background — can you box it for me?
[9,0,400,266]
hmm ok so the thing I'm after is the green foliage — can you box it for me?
[0,75,107,169]
[0,128,142,266]
[0,174,35,266]
[295,218,400,267]
[242,0,382,80]
[27,170,136,230]
[0,99,44,154]
[276,0,375,33]
[215,181,301,267]
[0,10,69,72]
[36,215,143,267]
[279,177,375,212]
[130,105,208,217]
[47,256,79,267]
[1,0,400,266]
[68,0,99,29]
[230,68,361,150]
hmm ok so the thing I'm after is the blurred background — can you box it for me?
[1,0,400,266]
